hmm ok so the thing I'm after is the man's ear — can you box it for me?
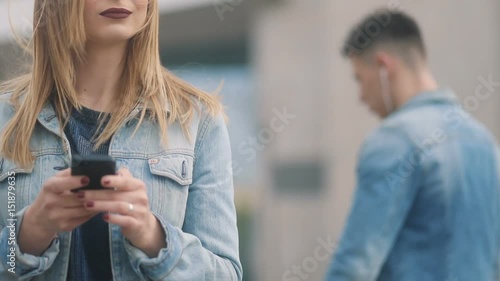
[374,52,395,77]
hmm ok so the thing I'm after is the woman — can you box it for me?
[0,0,242,280]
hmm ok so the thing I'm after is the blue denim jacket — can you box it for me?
[326,90,500,281]
[0,93,242,281]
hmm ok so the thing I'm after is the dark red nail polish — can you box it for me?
[103,214,110,221]
[85,201,94,208]
[76,192,85,199]
[81,177,90,186]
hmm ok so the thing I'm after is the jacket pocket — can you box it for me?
[147,153,193,186]
[145,153,194,227]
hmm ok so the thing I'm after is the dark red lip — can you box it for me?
[100,8,132,19]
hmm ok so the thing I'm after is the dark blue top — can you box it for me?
[64,106,112,281]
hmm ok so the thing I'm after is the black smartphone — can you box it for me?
[71,155,116,191]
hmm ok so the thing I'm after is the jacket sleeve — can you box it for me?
[325,127,420,280]
[0,96,62,280]
[0,206,60,281]
[124,112,243,281]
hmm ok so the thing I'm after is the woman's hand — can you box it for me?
[19,169,99,256]
[80,168,166,257]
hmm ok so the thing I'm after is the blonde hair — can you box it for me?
[0,0,222,168]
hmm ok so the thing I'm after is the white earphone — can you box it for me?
[379,66,394,114]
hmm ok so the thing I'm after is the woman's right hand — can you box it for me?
[19,169,99,256]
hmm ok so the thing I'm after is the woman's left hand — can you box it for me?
[80,168,166,257]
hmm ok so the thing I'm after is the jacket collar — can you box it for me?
[395,88,458,113]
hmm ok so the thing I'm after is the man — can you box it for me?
[326,10,500,281]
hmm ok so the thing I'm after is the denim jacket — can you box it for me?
[0,93,242,281]
[326,89,500,280]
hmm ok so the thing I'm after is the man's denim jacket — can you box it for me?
[327,90,500,281]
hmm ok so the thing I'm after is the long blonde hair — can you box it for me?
[0,0,222,168]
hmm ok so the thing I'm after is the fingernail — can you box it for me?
[103,179,111,185]
[76,192,85,199]
[103,214,110,221]
[81,177,90,186]
[85,201,94,208]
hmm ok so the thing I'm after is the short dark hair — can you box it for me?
[342,10,426,59]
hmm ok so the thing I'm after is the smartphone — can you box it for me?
[71,155,116,191]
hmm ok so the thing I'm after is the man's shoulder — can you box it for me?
[359,124,413,163]
[377,101,465,149]
[369,99,498,162]
[359,104,451,161]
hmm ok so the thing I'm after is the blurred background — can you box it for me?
[1,0,500,280]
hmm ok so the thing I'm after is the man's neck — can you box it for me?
[393,67,439,109]
[75,42,128,112]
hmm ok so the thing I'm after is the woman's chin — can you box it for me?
[87,31,137,46]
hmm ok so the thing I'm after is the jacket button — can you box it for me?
[53,165,69,171]
[181,161,187,178]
